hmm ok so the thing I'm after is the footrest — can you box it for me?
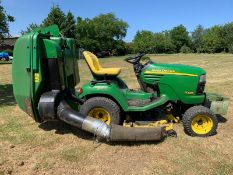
[127,99,151,107]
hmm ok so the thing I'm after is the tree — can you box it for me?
[154,31,176,53]
[180,45,192,53]
[191,25,205,52]
[22,6,76,39]
[132,30,155,53]
[76,17,99,51]
[153,32,165,53]
[93,13,128,52]
[202,25,226,53]
[125,42,133,54]
[76,13,128,55]
[0,1,15,43]
[20,23,39,35]
[170,25,190,52]
[222,22,233,53]
[42,5,66,32]
[63,11,76,38]
[112,40,127,56]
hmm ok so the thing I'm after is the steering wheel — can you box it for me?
[124,53,146,64]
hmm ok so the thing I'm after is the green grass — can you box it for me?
[0,54,233,175]
[61,147,90,162]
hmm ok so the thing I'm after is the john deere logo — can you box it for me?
[148,69,176,73]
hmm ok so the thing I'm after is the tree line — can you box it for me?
[133,24,233,54]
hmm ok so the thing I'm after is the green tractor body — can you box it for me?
[12,25,79,122]
[79,62,206,112]
[12,25,229,138]
[78,51,228,136]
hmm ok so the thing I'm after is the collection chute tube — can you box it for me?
[57,100,166,142]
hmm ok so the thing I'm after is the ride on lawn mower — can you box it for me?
[12,25,229,142]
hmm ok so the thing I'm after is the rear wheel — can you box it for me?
[80,97,121,125]
[182,106,218,137]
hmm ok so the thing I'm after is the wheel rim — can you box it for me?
[88,108,111,125]
[191,115,213,134]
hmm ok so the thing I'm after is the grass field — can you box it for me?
[0,54,233,175]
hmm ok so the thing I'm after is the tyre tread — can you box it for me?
[183,105,218,137]
[80,97,121,124]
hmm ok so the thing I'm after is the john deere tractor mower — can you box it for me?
[12,25,229,143]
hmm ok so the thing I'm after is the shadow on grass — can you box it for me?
[39,120,94,141]
[0,84,16,106]
[39,120,165,146]
[107,138,165,147]
[217,114,227,123]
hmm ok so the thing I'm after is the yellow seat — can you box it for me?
[83,51,121,77]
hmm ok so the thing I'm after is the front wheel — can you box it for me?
[182,106,218,137]
[80,97,121,125]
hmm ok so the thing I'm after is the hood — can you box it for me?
[144,62,206,76]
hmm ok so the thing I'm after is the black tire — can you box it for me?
[80,97,121,125]
[182,106,218,137]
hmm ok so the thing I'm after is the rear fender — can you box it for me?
[78,82,129,111]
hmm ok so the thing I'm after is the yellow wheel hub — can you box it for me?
[88,108,111,125]
[191,115,213,134]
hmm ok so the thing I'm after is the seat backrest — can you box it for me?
[83,51,102,74]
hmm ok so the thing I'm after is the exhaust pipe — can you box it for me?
[57,100,166,142]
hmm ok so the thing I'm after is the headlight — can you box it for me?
[197,74,206,95]
[199,74,206,83]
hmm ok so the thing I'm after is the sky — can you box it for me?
[3,0,233,41]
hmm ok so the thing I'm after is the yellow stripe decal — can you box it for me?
[144,71,198,77]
